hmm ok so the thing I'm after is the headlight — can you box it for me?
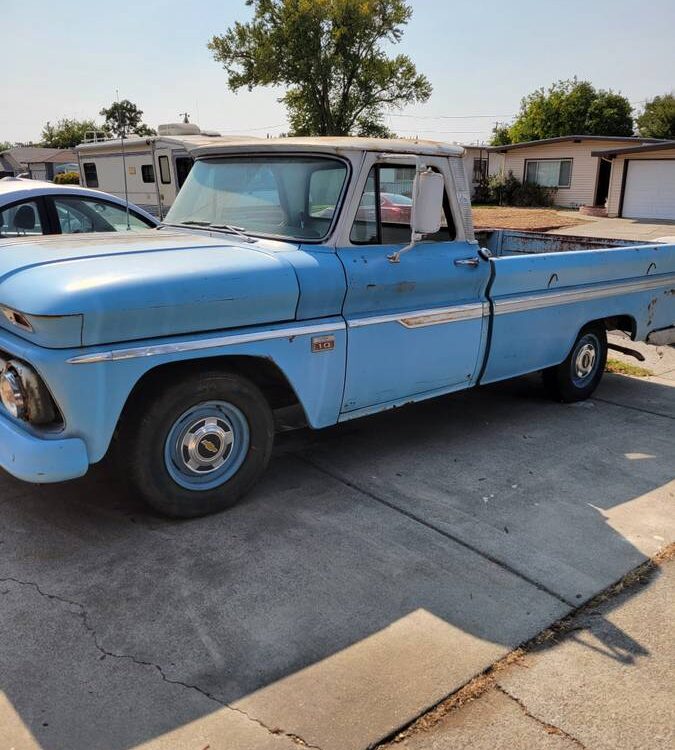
[0,368,26,419]
[0,358,59,425]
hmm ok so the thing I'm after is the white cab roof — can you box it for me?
[190,136,465,160]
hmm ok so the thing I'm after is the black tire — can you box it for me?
[121,369,274,518]
[543,324,607,403]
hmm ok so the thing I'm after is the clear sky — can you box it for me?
[2,0,674,145]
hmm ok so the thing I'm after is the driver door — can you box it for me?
[337,157,490,415]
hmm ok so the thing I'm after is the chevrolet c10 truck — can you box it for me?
[0,138,673,517]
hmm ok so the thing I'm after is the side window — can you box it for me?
[82,162,98,188]
[141,164,155,183]
[53,197,154,233]
[0,200,44,237]
[158,155,171,184]
[350,164,455,245]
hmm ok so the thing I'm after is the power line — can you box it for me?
[386,112,515,120]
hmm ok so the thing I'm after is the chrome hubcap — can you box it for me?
[180,416,234,474]
[574,343,597,380]
[164,400,250,491]
[571,333,601,387]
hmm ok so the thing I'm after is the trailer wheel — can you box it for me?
[123,369,274,518]
[543,324,607,403]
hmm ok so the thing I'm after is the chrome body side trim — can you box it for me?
[67,322,345,365]
[348,302,485,329]
[494,274,675,316]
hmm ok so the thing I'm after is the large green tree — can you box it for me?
[208,0,431,136]
[41,118,102,149]
[99,100,156,138]
[491,79,634,145]
[636,93,675,139]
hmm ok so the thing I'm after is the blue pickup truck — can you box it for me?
[0,138,673,516]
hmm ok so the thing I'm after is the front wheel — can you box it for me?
[122,370,274,518]
[543,324,607,402]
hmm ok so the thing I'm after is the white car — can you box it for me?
[0,178,159,240]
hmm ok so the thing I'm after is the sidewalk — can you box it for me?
[382,548,675,750]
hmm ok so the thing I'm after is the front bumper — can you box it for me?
[0,412,89,483]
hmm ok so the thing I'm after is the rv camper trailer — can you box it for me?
[75,124,253,218]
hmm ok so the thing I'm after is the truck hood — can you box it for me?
[0,231,300,348]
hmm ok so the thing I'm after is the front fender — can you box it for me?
[0,319,346,465]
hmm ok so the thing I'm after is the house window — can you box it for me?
[141,164,155,183]
[524,159,572,188]
[82,162,98,188]
[158,155,171,184]
[473,158,488,181]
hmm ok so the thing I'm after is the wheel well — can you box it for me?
[119,356,303,429]
[601,315,637,339]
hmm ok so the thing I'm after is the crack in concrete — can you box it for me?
[297,455,575,609]
[495,685,587,749]
[0,577,322,750]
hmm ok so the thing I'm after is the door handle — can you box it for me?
[454,257,480,268]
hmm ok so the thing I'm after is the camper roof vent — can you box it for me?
[158,123,202,136]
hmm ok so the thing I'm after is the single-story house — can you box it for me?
[0,146,78,180]
[591,140,675,220]
[0,151,24,179]
[486,135,665,209]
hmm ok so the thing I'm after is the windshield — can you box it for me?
[165,156,348,241]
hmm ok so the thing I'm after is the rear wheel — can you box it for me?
[543,324,607,402]
[122,370,274,518]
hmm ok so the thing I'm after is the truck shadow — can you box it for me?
[0,373,672,749]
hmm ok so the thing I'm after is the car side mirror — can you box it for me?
[388,167,444,263]
[411,169,444,236]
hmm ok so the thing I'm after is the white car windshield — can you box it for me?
[165,156,348,241]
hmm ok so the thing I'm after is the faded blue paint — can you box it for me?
[0,172,674,487]
[337,240,490,410]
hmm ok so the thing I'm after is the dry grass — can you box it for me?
[472,206,588,232]
[606,358,654,377]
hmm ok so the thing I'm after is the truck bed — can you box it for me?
[475,229,653,256]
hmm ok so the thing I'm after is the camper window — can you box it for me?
[82,163,98,188]
[158,156,171,184]
[141,165,155,183]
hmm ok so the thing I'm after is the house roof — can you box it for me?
[41,149,77,163]
[0,146,75,165]
[487,135,665,153]
[591,140,675,158]
[0,152,23,174]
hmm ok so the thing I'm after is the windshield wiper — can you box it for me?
[207,223,256,242]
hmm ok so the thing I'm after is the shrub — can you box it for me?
[474,170,556,207]
[53,171,80,185]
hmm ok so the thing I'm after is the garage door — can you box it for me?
[622,160,675,220]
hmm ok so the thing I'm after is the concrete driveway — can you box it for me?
[550,215,675,242]
[1,370,673,750]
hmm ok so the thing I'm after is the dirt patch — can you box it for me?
[472,206,588,232]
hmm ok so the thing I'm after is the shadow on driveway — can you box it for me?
[0,373,673,750]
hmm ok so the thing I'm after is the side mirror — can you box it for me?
[411,169,444,235]
[388,167,444,263]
